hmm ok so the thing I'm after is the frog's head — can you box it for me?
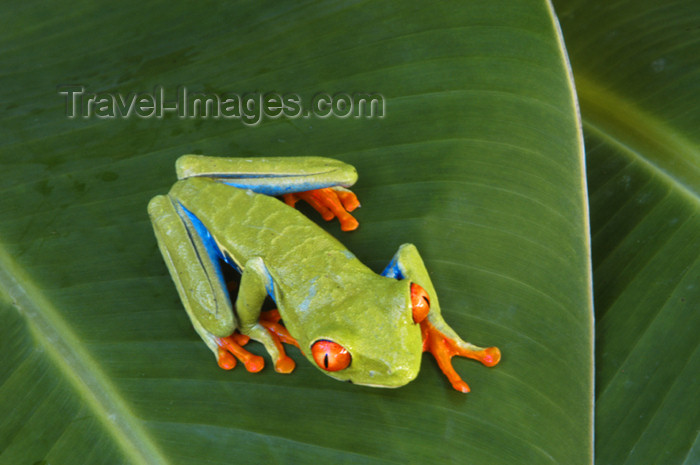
[300,278,430,388]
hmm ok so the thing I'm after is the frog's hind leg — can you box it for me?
[148,194,264,373]
[382,243,501,393]
[176,155,361,231]
[259,309,300,349]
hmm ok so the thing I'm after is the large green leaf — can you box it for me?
[553,1,700,464]
[0,1,592,464]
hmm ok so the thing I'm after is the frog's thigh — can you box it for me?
[148,195,235,355]
[175,155,357,195]
[235,257,287,365]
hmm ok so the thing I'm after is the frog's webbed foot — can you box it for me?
[283,187,360,231]
[216,333,264,373]
[421,320,501,393]
[216,312,300,374]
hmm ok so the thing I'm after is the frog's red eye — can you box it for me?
[410,283,430,323]
[311,340,351,371]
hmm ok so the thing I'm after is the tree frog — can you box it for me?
[148,155,500,393]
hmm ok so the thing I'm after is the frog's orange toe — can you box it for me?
[477,347,501,367]
[336,189,360,212]
[217,348,237,370]
[275,355,296,374]
[452,380,471,393]
[244,355,265,373]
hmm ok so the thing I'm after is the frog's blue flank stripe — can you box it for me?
[220,180,332,196]
[179,204,229,288]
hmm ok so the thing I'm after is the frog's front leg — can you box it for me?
[383,244,501,393]
[176,155,360,231]
[233,257,297,373]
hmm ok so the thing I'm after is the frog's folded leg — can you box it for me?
[230,256,298,373]
[176,155,360,231]
[148,194,299,374]
[382,244,501,393]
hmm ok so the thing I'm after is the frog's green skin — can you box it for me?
[148,155,497,390]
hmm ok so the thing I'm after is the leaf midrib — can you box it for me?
[0,241,169,465]
[575,72,700,205]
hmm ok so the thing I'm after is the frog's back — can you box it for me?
[169,177,371,287]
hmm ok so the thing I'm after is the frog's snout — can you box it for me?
[358,361,419,388]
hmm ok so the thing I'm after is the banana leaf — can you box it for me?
[0,1,592,464]
[553,1,700,463]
